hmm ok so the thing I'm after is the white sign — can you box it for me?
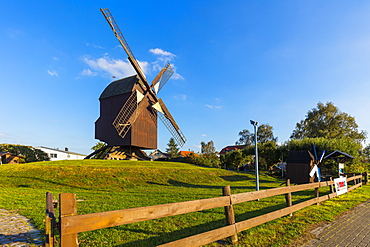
[334,177,348,195]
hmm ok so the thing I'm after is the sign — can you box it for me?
[338,163,344,175]
[334,177,348,195]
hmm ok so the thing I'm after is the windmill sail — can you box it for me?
[155,99,186,147]
[151,63,174,94]
[100,8,150,89]
[113,90,147,138]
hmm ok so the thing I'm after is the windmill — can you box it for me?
[89,8,186,160]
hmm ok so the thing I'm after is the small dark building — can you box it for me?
[286,150,316,184]
[0,152,24,164]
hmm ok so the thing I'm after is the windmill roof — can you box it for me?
[99,75,138,100]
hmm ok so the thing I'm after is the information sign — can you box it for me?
[334,177,348,195]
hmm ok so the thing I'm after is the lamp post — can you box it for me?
[250,120,259,193]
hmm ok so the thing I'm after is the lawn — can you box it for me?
[0,160,368,246]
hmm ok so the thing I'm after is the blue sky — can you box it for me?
[2,1,370,155]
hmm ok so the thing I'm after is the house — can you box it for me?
[36,147,87,161]
[179,151,197,157]
[0,152,24,164]
[148,149,171,161]
[219,145,247,155]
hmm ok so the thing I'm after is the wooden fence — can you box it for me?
[45,173,367,247]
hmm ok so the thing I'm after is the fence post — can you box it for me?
[364,172,368,185]
[45,192,55,247]
[60,193,78,247]
[285,179,292,216]
[329,177,334,193]
[222,186,238,243]
[314,182,320,205]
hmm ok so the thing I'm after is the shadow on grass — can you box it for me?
[8,176,109,191]
[147,179,276,191]
[109,201,299,247]
[111,217,229,247]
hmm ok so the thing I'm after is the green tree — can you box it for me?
[220,149,253,170]
[186,141,220,168]
[201,141,216,155]
[236,124,277,145]
[91,142,107,151]
[243,141,280,171]
[290,102,366,143]
[166,138,180,158]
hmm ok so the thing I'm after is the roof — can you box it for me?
[324,150,355,162]
[36,147,86,156]
[179,151,196,157]
[99,75,138,100]
[219,145,247,155]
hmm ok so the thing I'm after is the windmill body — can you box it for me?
[95,75,157,150]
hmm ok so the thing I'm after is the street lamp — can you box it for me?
[250,120,259,193]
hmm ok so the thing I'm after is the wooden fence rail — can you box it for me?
[45,173,367,247]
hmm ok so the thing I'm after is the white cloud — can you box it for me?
[201,134,207,137]
[86,43,105,49]
[173,94,187,100]
[205,104,222,109]
[149,48,176,60]
[47,70,58,77]
[82,56,136,78]
[80,69,98,76]
[81,49,183,81]
[171,72,184,80]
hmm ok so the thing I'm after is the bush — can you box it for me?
[185,153,220,168]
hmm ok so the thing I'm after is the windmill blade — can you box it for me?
[153,99,186,147]
[112,90,147,138]
[151,63,174,94]
[100,8,151,90]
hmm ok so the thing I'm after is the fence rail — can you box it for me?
[45,173,367,247]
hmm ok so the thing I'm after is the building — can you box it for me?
[148,149,171,161]
[36,147,86,161]
[0,152,24,164]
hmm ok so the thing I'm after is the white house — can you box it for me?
[36,147,87,161]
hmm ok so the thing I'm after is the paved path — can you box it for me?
[0,209,43,247]
[302,200,370,247]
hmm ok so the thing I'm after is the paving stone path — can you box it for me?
[302,200,370,247]
[0,209,43,247]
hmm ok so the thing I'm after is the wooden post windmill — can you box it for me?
[89,8,186,160]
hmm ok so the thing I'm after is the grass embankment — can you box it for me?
[0,160,368,246]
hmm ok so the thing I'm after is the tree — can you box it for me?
[290,102,367,143]
[166,138,179,158]
[201,141,216,155]
[236,124,277,145]
[91,142,107,151]
[186,140,220,168]
[220,149,253,170]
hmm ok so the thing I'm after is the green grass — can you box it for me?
[0,160,368,246]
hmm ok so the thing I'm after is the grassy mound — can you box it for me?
[0,160,368,246]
